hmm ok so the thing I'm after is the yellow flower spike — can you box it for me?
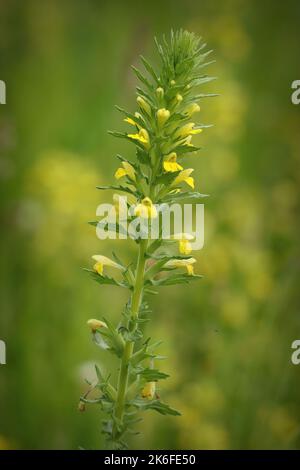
[92,255,123,275]
[156,87,164,99]
[141,381,156,400]
[163,152,183,173]
[176,93,183,103]
[157,108,170,127]
[114,161,136,181]
[124,117,136,126]
[172,168,195,189]
[185,103,200,117]
[134,197,158,219]
[165,257,196,275]
[87,319,108,332]
[137,96,151,115]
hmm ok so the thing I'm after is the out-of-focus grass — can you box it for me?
[0,0,300,449]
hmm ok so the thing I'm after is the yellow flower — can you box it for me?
[87,318,108,332]
[165,257,196,275]
[92,255,123,275]
[124,117,136,126]
[175,122,202,138]
[124,113,143,128]
[128,128,150,149]
[172,168,195,189]
[176,93,183,103]
[141,381,156,400]
[184,135,195,147]
[157,108,170,127]
[185,103,200,116]
[137,96,151,115]
[134,197,158,219]
[114,161,136,181]
[172,233,195,255]
[163,152,183,173]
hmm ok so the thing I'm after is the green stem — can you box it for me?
[113,238,147,438]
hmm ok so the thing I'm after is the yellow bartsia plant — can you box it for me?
[80,29,216,449]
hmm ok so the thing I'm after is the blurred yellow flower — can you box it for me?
[172,233,194,255]
[114,161,136,181]
[157,108,170,127]
[128,128,150,149]
[124,117,136,126]
[175,122,203,138]
[134,197,157,219]
[141,382,156,400]
[137,96,151,115]
[163,153,183,173]
[92,255,123,275]
[184,103,200,116]
[172,168,195,189]
[87,319,108,331]
[165,257,196,275]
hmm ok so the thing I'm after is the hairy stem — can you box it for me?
[113,238,147,438]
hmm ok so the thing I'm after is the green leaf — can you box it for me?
[162,190,209,203]
[84,269,129,289]
[191,75,218,86]
[148,273,203,286]
[115,106,145,128]
[140,368,169,381]
[102,317,125,357]
[192,92,219,100]
[174,145,202,156]
[88,221,129,238]
[107,130,146,150]
[96,184,137,196]
[131,65,153,91]
[140,55,160,85]
[136,147,150,165]
[154,170,180,186]
[95,364,104,382]
[132,398,181,416]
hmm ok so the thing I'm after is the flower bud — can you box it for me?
[176,93,183,103]
[156,87,164,100]
[139,128,150,149]
[185,103,200,117]
[87,319,107,332]
[170,80,176,86]
[134,197,158,219]
[157,108,170,127]
[137,96,151,115]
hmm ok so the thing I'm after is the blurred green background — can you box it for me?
[1,0,300,450]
